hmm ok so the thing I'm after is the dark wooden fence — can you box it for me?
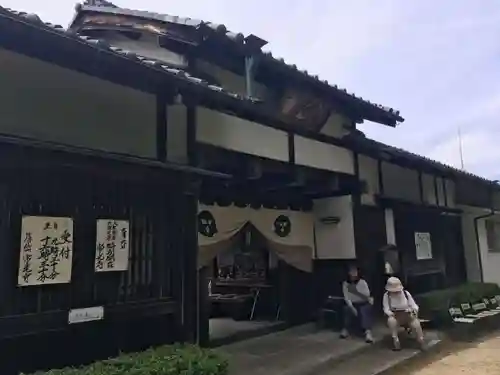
[393,206,467,294]
[0,142,190,373]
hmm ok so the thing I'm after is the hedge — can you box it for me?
[26,344,228,375]
[416,282,500,325]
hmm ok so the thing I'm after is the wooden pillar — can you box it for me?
[377,159,384,195]
[180,179,201,343]
[418,172,424,203]
[434,176,440,206]
[287,132,295,164]
[352,152,361,207]
[186,106,198,166]
[443,179,448,207]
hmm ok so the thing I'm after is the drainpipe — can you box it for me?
[473,180,499,282]
[244,55,255,98]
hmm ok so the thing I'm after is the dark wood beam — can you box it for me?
[288,132,295,164]
[186,106,197,166]
[377,159,384,196]
[180,181,201,343]
[443,179,448,207]
[434,176,440,206]
[246,159,263,180]
[156,94,167,162]
[418,171,424,203]
[304,187,359,200]
[353,151,361,206]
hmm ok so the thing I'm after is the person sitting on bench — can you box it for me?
[383,277,425,351]
[340,264,374,343]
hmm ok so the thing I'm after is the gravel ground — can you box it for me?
[403,333,500,375]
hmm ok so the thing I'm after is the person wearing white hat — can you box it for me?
[382,277,424,351]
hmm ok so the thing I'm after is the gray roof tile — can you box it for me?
[0,5,261,105]
[6,5,486,184]
[351,134,495,184]
[77,1,403,122]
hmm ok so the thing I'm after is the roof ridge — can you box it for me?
[0,6,259,104]
[83,0,118,8]
[359,136,495,183]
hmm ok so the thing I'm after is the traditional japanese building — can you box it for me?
[0,1,497,371]
[66,1,407,342]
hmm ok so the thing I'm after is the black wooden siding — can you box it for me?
[0,142,192,372]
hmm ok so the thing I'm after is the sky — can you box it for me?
[2,0,500,179]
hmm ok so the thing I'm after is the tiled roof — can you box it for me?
[351,134,495,184]
[0,5,261,105]
[76,1,404,124]
[0,5,494,187]
[78,0,258,43]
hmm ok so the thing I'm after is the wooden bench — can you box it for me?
[448,295,500,325]
[209,293,254,320]
[317,296,343,330]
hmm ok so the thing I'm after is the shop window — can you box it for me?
[485,220,500,252]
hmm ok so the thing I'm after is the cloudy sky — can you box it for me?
[2,0,499,179]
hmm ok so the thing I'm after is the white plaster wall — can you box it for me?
[445,179,456,208]
[167,104,188,163]
[422,173,437,205]
[103,32,188,67]
[381,162,420,202]
[0,48,156,157]
[197,60,268,99]
[196,108,289,162]
[319,112,350,138]
[313,196,356,259]
[460,205,500,285]
[294,136,354,175]
[196,107,355,173]
[358,155,379,205]
[385,208,396,245]
[436,177,446,206]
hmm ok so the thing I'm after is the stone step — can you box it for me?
[315,335,442,375]
[219,323,389,375]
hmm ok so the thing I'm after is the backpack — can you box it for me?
[387,290,410,311]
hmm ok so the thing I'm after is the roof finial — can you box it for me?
[83,0,118,7]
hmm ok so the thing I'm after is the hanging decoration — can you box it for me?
[197,203,314,272]
[273,215,292,237]
[197,204,249,268]
[250,208,314,272]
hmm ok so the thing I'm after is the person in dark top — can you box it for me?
[340,264,374,343]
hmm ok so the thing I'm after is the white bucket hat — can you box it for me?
[385,277,403,292]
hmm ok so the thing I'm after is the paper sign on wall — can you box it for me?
[95,219,130,272]
[17,216,74,286]
[415,232,433,260]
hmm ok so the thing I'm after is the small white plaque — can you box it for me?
[68,306,104,324]
[415,232,433,260]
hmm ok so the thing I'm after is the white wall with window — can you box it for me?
[460,205,500,285]
[485,219,500,253]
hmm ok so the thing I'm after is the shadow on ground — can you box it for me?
[382,330,500,375]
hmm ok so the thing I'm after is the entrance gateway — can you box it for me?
[199,203,315,343]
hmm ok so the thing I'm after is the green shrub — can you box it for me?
[416,282,500,325]
[25,344,228,375]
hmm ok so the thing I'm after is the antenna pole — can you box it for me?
[458,127,465,170]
